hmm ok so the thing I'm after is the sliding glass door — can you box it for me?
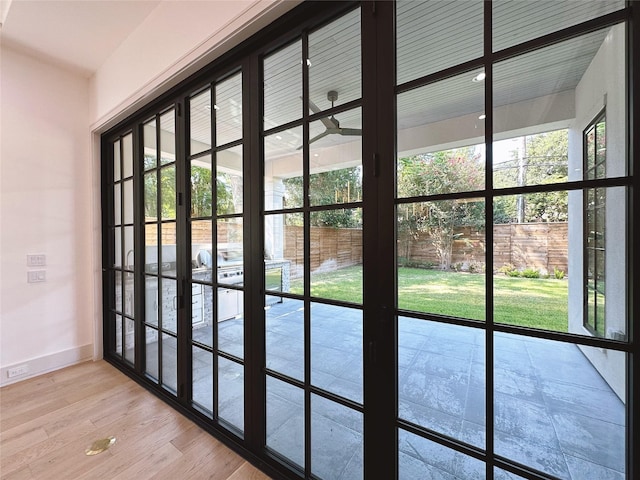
[102,1,636,479]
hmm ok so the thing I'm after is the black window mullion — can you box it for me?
[483,1,495,478]
[301,30,312,478]
[175,100,190,403]
[245,53,264,452]
[362,1,396,478]
[134,123,145,374]
[156,113,164,388]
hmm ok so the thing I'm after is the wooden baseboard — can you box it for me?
[0,344,94,387]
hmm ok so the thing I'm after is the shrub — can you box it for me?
[521,268,540,278]
[498,263,518,276]
[554,267,565,280]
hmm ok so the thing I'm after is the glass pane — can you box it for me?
[493,130,568,189]
[145,276,158,327]
[144,172,157,221]
[191,155,212,217]
[192,345,212,413]
[309,208,362,303]
[264,40,302,130]
[124,317,135,364]
[123,179,133,225]
[162,333,177,392]
[143,118,157,170]
[265,213,301,291]
[585,124,596,178]
[595,118,606,176]
[397,0,483,84]
[264,126,303,210]
[115,314,123,357]
[114,270,122,313]
[494,193,568,333]
[266,297,304,381]
[190,88,212,156]
[160,223,177,276]
[311,394,363,479]
[218,289,243,359]
[144,225,158,274]
[113,227,122,268]
[217,146,243,214]
[123,271,134,317]
[216,73,243,146]
[217,287,243,328]
[192,220,213,283]
[113,183,121,226]
[399,428,486,479]
[193,284,213,348]
[122,133,133,179]
[161,278,178,334]
[218,356,244,432]
[145,326,159,380]
[494,468,527,480]
[398,317,485,448]
[311,303,362,403]
[494,334,625,479]
[160,166,176,220]
[397,70,485,197]
[397,199,485,319]
[159,110,175,165]
[495,26,627,182]
[308,7,361,110]
[266,376,304,468]
[217,218,243,284]
[309,108,362,206]
[493,0,624,52]
[113,140,121,182]
[123,225,134,270]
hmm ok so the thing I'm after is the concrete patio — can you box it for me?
[145,298,625,480]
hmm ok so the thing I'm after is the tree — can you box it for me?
[282,166,363,228]
[397,147,485,270]
[493,130,568,223]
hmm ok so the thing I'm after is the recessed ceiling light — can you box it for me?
[472,72,486,82]
[313,153,319,157]
[478,114,486,120]
[275,135,282,140]
[213,104,220,110]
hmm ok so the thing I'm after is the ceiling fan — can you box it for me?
[300,90,362,148]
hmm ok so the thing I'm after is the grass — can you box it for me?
[288,265,569,332]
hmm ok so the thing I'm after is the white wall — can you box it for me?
[568,23,626,401]
[0,46,94,385]
[90,0,299,130]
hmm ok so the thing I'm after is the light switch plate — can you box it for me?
[27,254,46,266]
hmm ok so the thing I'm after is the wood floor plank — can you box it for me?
[227,462,273,480]
[0,361,272,480]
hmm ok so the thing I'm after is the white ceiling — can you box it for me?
[1,0,160,76]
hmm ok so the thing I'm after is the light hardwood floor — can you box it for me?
[0,361,272,480]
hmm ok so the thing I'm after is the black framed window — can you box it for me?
[584,112,607,337]
[100,2,637,479]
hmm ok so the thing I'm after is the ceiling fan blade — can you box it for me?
[296,129,331,150]
[307,97,338,130]
[309,130,331,144]
[337,128,362,136]
[307,98,322,114]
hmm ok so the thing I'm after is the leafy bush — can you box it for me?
[554,267,565,280]
[521,268,540,278]
[498,263,518,276]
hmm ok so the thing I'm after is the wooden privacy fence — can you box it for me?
[401,222,568,274]
[145,220,568,275]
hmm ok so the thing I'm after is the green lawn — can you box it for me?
[289,265,569,332]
